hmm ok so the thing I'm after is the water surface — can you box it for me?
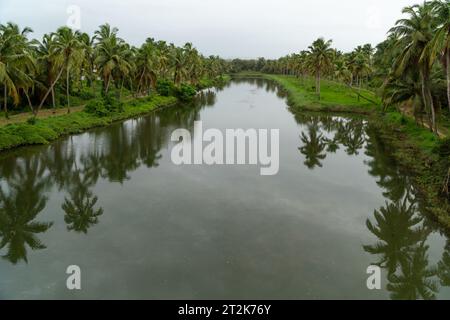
[0,78,449,299]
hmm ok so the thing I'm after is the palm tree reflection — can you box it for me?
[0,158,53,264]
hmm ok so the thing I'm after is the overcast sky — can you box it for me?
[0,0,418,59]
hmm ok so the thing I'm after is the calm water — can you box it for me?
[0,78,449,299]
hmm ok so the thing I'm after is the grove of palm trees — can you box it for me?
[0,22,228,119]
[1,0,450,302]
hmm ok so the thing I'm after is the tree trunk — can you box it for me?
[66,67,71,114]
[24,90,36,116]
[358,78,362,102]
[317,70,321,100]
[420,71,433,132]
[51,87,56,114]
[427,86,437,134]
[446,50,450,113]
[38,66,65,112]
[119,78,124,101]
[105,74,111,94]
[3,84,8,119]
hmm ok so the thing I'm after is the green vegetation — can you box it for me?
[0,95,176,151]
[0,20,229,150]
[0,22,229,119]
[263,74,380,113]
[230,1,449,136]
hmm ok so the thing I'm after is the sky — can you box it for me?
[0,0,419,59]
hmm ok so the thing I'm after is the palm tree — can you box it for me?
[171,45,188,86]
[426,0,450,112]
[94,24,131,95]
[37,27,84,114]
[390,3,438,133]
[79,32,97,95]
[36,33,59,113]
[306,38,334,99]
[334,57,352,85]
[0,23,35,119]
[135,38,159,95]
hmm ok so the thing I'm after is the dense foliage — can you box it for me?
[0,23,229,118]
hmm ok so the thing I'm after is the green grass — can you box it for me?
[0,95,177,151]
[238,73,382,113]
[383,111,441,153]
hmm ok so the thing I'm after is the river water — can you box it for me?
[0,78,449,299]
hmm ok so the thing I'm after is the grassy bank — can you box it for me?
[0,95,177,152]
[0,75,230,152]
[235,73,382,114]
[247,73,450,229]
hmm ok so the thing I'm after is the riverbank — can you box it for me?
[238,73,450,229]
[0,95,177,152]
[0,76,231,152]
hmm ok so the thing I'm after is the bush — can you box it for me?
[156,80,176,97]
[176,84,197,101]
[84,99,109,117]
[103,93,124,113]
[75,88,96,100]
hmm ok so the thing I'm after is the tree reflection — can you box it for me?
[299,121,327,169]
[387,243,438,300]
[292,113,367,169]
[0,158,53,264]
[363,192,428,274]
[289,113,447,299]
[62,162,103,234]
[0,88,211,264]
[438,240,450,287]
[62,191,103,234]
[363,125,445,299]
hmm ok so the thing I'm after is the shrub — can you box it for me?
[176,84,197,101]
[156,80,176,97]
[75,88,96,100]
[84,99,109,117]
[103,93,124,113]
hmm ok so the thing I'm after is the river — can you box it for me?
[0,78,449,299]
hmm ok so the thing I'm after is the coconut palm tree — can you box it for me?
[426,0,450,112]
[95,34,131,95]
[78,32,97,95]
[334,57,352,85]
[37,27,84,114]
[36,33,59,113]
[171,45,188,86]
[0,23,35,119]
[390,3,438,133]
[135,38,159,95]
[306,38,335,99]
